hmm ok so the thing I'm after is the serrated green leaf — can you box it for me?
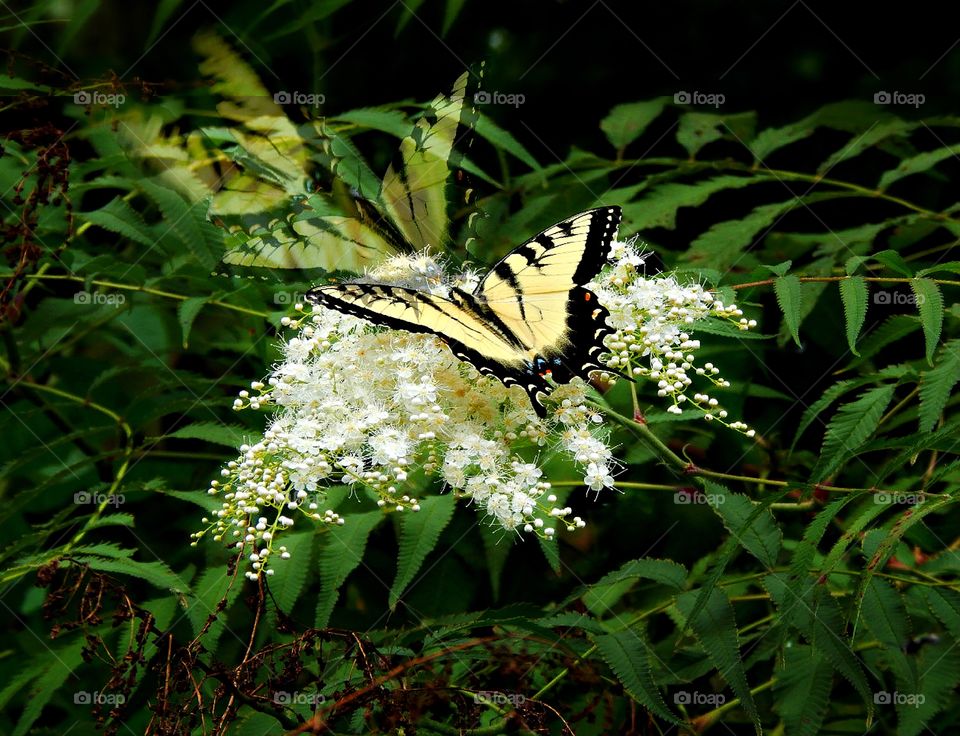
[911,278,944,365]
[600,100,666,151]
[812,384,895,482]
[765,576,874,717]
[793,379,873,449]
[919,587,960,640]
[841,314,921,371]
[788,493,862,580]
[12,637,86,736]
[476,114,541,172]
[896,637,960,736]
[165,422,247,448]
[82,197,156,247]
[621,176,756,231]
[774,645,833,736]
[852,494,956,639]
[839,277,869,355]
[582,558,687,615]
[919,341,960,432]
[879,143,960,189]
[676,588,759,732]
[594,627,681,724]
[316,511,384,627]
[139,178,219,268]
[859,578,914,687]
[268,530,314,614]
[187,565,244,652]
[676,110,756,157]
[178,296,207,348]
[706,483,781,568]
[774,274,803,348]
[74,556,188,591]
[389,493,456,609]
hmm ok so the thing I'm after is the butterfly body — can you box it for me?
[307,207,623,416]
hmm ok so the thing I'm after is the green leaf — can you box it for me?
[582,558,687,615]
[878,143,960,189]
[335,108,413,139]
[852,494,957,639]
[688,200,798,270]
[676,110,756,157]
[267,530,314,614]
[82,197,156,247]
[139,179,220,268]
[177,296,207,349]
[676,588,759,732]
[841,315,921,371]
[594,627,681,724]
[774,274,803,348]
[911,278,944,365]
[812,384,896,482]
[476,114,541,172]
[919,341,960,432]
[774,645,834,736]
[706,483,781,568]
[478,524,511,600]
[839,277,869,355]
[73,556,188,591]
[538,534,561,574]
[389,493,456,609]
[793,378,873,449]
[765,576,874,717]
[858,577,914,687]
[600,100,666,151]
[788,493,862,580]
[166,422,248,448]
[897,640,960,736]
[919,587,960,640]
[12,638,86,736]
[316,511,384,627]
[187,565,244,652]
[621,176,756,231]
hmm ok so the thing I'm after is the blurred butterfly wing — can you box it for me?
[379,69,478,250]
[222,215,396,272]
[475,207,621,377]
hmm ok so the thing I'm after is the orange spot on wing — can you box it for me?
[584,293,592,301]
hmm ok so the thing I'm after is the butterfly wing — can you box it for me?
[306,283,535,390]
[379,69,479,250]
[475,206,622,385]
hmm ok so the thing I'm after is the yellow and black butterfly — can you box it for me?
[307,206,623,416]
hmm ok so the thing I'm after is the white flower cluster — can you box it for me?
[590,240,756,434]
[193,243,753,577]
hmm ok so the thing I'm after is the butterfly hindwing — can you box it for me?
[307,206,622,416]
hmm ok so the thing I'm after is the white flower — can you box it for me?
[196,242,753,577]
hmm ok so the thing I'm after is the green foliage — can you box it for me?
[2,9,959,735]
